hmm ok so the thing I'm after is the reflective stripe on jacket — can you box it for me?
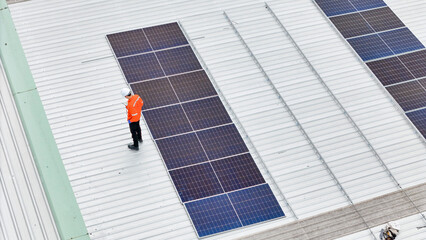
[126,94,143,122]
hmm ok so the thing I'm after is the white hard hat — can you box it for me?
[121,88,131,97]
[388,221,400,231]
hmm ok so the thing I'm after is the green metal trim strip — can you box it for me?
[0,1,89,239]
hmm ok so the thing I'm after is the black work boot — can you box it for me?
[128,144,139,151]
[138,138,143,143]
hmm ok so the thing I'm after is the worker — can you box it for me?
[121,88,144,150]
[380,221,400,240]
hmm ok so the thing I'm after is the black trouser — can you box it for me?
[129,121,142,147]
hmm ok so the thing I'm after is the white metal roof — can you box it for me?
[8,0,426,239]
[0,60,59,239]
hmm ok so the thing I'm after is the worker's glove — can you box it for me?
[128,120,131,124]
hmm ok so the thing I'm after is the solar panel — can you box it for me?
[316,0,426,156]
[144,23,188,50]
[330,13,374,38]
[156,46,202,75]
[350,0,386,11]
[399,50,426,78]
[379,28,425,55]
[185,194,242,237]
[348,34,393,61]
[107,29,152,57]
[211,153,265,192]
[118,53,164,82]
[407,108,426,138]
[228,184,285,226]
[131,78,179,109]
[366,57,414,86]
[314,0,357,17]
[182,97,232,130]
[197,124,249,160]
[386,81,426,111]
[169,71,217,102]
[142,105,192,139]
[360,7,405,32]
[156,133,208,170]
[169,163,224,202]
[107,22,284,237]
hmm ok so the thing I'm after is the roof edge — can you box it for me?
[0,1,89,240]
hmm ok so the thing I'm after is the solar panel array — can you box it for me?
[107,22,284,237]
[315,0,426,139]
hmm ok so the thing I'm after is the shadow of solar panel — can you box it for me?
[156,133,208,170]
[185,194,242,237]
[118,53,164,82]
[330,13,374,38]
[399,50,426,78]
[366,57,414,86]
[361,7,405,32]
[407,108,426,138]
[315,0,356,17]
[107,29,152,57]
[169,163,224,202]
[350,0,386,11]
[131,78,178,109]
[169,71,217,102]
[348,34,393,61]
[142,105,192,139]
[386,81,426,111]
[144,22,188,50]
[156,46,202,75]
[197,124,249,160]
[228,184,284,226]
[379,28,425,55]
[211,153,265,192]
[182,97,232,130]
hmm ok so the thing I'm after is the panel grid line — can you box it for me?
[345,26,407,40]
[141,26,246,231]
[116,44,191,59]
[141,95,219,113]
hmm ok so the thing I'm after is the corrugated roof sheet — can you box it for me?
[8,0,426,239]
[0,60,59,239]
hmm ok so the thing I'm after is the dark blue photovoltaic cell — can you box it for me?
[169,163,224,202]
[169,71,217,102]
[228,184,285,226]
[211,153,265,192]
[348,34,393,61]
[156,133,208,170]
[399,50,426,78]
[350,0,386,11]
[379,28,425,55]
[386,81,426,111]
[131,78,179,109]
[407,108,426,138]
[144,22,188,50]
[329,13,374,38]
[197,124,249,160]
[142,105,192,139]
[118,53,164,82]
[156,46,202,75]
[182,97,232,130]
[107,29,152,57]
[185,194,242,237]
[315,0,356,17]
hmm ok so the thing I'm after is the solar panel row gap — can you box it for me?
[315,0,426,139]
[106,22,285,237]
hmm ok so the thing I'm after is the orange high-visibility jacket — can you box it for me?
[126,94,144,122]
